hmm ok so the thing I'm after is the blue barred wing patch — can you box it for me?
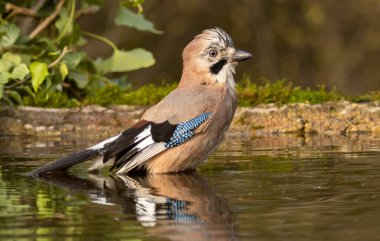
[164,113,211,148]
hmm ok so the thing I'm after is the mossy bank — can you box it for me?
[2,101,380,138]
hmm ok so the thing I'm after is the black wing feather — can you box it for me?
[109,121,177,171]
[101,120,151,163]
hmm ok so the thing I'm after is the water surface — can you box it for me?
[1,135,380,241]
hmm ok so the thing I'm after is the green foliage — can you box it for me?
[0,53,30,88]
[20,77,349,108]
[84,83,177,106]
[23,91,80,108]
[20,82,177,107]
[60,62,68,80]
[122,83,177,105]
[0,22,20,47]
[352,91,380,102]
[0,0,161,106]
[115,6,162,34]
[96,48,155,73]
[237,76,343,107]
[288,85,342,103]
[29,62,49,92]
[83,84,126,106]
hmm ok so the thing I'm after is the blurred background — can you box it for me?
[79,0,380,95]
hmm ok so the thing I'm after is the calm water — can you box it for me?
[1,135,380,241]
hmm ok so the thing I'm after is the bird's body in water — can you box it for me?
[28,28,252,176]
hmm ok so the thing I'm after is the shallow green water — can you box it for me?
[1,135,380,241]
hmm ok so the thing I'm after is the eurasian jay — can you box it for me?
[28,27,252,176]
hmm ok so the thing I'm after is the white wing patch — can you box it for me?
[135,125,152,142]
[134,136,155,152]
[116,143,166,174]
[88,134,121,150]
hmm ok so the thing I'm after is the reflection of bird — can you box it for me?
[35,173,239,241]
[28,28,252,176]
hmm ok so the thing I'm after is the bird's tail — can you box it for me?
[27,149,100,177]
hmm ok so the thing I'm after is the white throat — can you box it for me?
[215,63,236,93]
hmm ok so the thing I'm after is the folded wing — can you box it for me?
[106,112,211,174]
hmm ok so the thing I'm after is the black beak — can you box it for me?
[233,49,252,62]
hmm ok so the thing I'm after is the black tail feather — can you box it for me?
[27,120,157,177]
[27,149,100,177]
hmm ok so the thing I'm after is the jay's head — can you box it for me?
[181,28,252,86]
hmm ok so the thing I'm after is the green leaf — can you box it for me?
[69,71,89,89]
[30,62,49,92]
[22,86,35,98]
[2,52,22,65]
[45,77,53,91]
[55,8,73,35]
[0,85,3,99]
[0,59,13,72]
[0,22,20,47]
[7,90,22,104]
[54,0,76,43]
[56,83,63,92]
[114,7,162,34]
[76,36,88,47]
[0,72,11,84]
[60,63,69,80]
[19,54,32,65]
[11,64,29,80]
[63,52,86,69]
[96,48,155,74]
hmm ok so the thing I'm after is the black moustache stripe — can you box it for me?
[210,59,227,75]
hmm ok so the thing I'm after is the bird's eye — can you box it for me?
[208,49,218,57]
